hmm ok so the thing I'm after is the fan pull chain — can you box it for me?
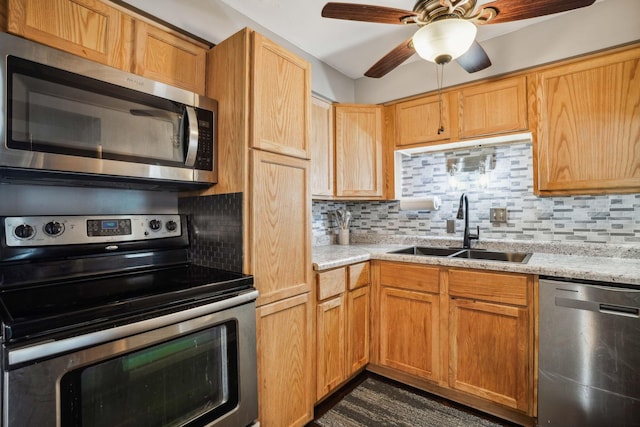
[436,62,445,135]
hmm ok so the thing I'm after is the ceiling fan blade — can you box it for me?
[365,38,415,78]
[456,41,492,73]
[322,2,417,25]
[482,0,596,24]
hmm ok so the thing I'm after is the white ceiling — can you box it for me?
[216,0,607,79]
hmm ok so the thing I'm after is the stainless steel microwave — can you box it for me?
[0,32,217,189]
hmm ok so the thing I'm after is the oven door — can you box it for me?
[3,292,258,427]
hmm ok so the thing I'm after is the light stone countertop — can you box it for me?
[312,243,640,286]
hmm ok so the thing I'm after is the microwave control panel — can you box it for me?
[4,215,182,246]
[194,108,214,171]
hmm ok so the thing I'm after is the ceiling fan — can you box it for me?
[321,0,597,78]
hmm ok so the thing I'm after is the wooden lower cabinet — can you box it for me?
[379,286,440,381]
[316,294,346,399]
[449,298,530,411]
[372,261,535,425]
[347,285,369,374]
[315,262,370,401]
[257,293,313,427]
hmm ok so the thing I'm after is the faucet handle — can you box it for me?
[470,226,480,241]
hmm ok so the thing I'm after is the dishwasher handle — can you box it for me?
[556,297,640,318]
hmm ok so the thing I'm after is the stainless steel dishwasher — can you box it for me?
[538,278,640,427]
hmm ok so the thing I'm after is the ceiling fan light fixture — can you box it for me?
[412,19,477,64]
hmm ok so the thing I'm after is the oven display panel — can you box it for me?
[87,219,132,236]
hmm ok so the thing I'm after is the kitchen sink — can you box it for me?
[388,246,532,263]
[452,249,532,263]
[389,246,463,257]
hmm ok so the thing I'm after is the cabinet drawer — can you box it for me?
[448,269,529,306]
[317,267,346,300]
[348,262,370,290]
[379,262,440,294]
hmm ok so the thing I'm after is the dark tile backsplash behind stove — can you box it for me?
[179,192,243,273]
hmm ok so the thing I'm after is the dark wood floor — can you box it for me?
[306,371,521,427]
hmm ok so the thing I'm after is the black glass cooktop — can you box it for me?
[0,264,253,344]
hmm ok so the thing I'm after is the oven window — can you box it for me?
[60,322,239,427]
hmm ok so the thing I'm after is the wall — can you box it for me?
[313,142,640,245]
[119,0,355,103]
[354,0,640,104]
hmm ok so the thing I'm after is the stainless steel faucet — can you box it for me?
[456,193,479,248]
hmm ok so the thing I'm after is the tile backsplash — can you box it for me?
[313,142,640,245]
[179,192,243,272]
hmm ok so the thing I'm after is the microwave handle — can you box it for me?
[184,106,199,167]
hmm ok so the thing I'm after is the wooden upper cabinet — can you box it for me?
[458,76,528,139]
[7,0,133,70]
[334,104,384,198]
[133,21,207,94]
[311,97,334,197]
[535,46,640,195]
[249,150,312,306]
[251,32,311,159]
[205,28,250,195]
[395,93,451,147]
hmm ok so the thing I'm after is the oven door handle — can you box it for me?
[8,289,259,367]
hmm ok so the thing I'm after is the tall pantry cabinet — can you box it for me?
[207,28,313,427]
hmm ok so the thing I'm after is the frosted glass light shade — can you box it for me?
[412,19,477,64]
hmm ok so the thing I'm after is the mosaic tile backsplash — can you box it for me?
[313,142,640,245]
[179,192,243,272]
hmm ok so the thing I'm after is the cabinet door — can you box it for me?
[458,76,528,139]
[251,32,311,159]
[347,285,369,376]
[250,150,312,306]
[133,21,207,94]
[449,298,530,412]
[316,294,346,400]
[311,97,334,197]
[334,104,384,198]
[535,46,640,194]
[7,0,133,70]
[205,28,250,195]
[395,93,450,147]
[257,293,313,427]
[379,287,440,381]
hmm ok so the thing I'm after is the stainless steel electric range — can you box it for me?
[0,214,258,427]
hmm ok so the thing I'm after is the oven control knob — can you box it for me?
[166,220,178,232]
[14,224,35,239]
[149,219,162,231]
[44,221,64,236]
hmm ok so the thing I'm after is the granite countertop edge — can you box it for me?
[312,243,640,286]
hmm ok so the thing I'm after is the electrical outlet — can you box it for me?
[490,208,507,223]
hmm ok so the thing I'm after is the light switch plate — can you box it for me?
[490,208,507,223]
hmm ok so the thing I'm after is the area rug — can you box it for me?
[316,377,505,427]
